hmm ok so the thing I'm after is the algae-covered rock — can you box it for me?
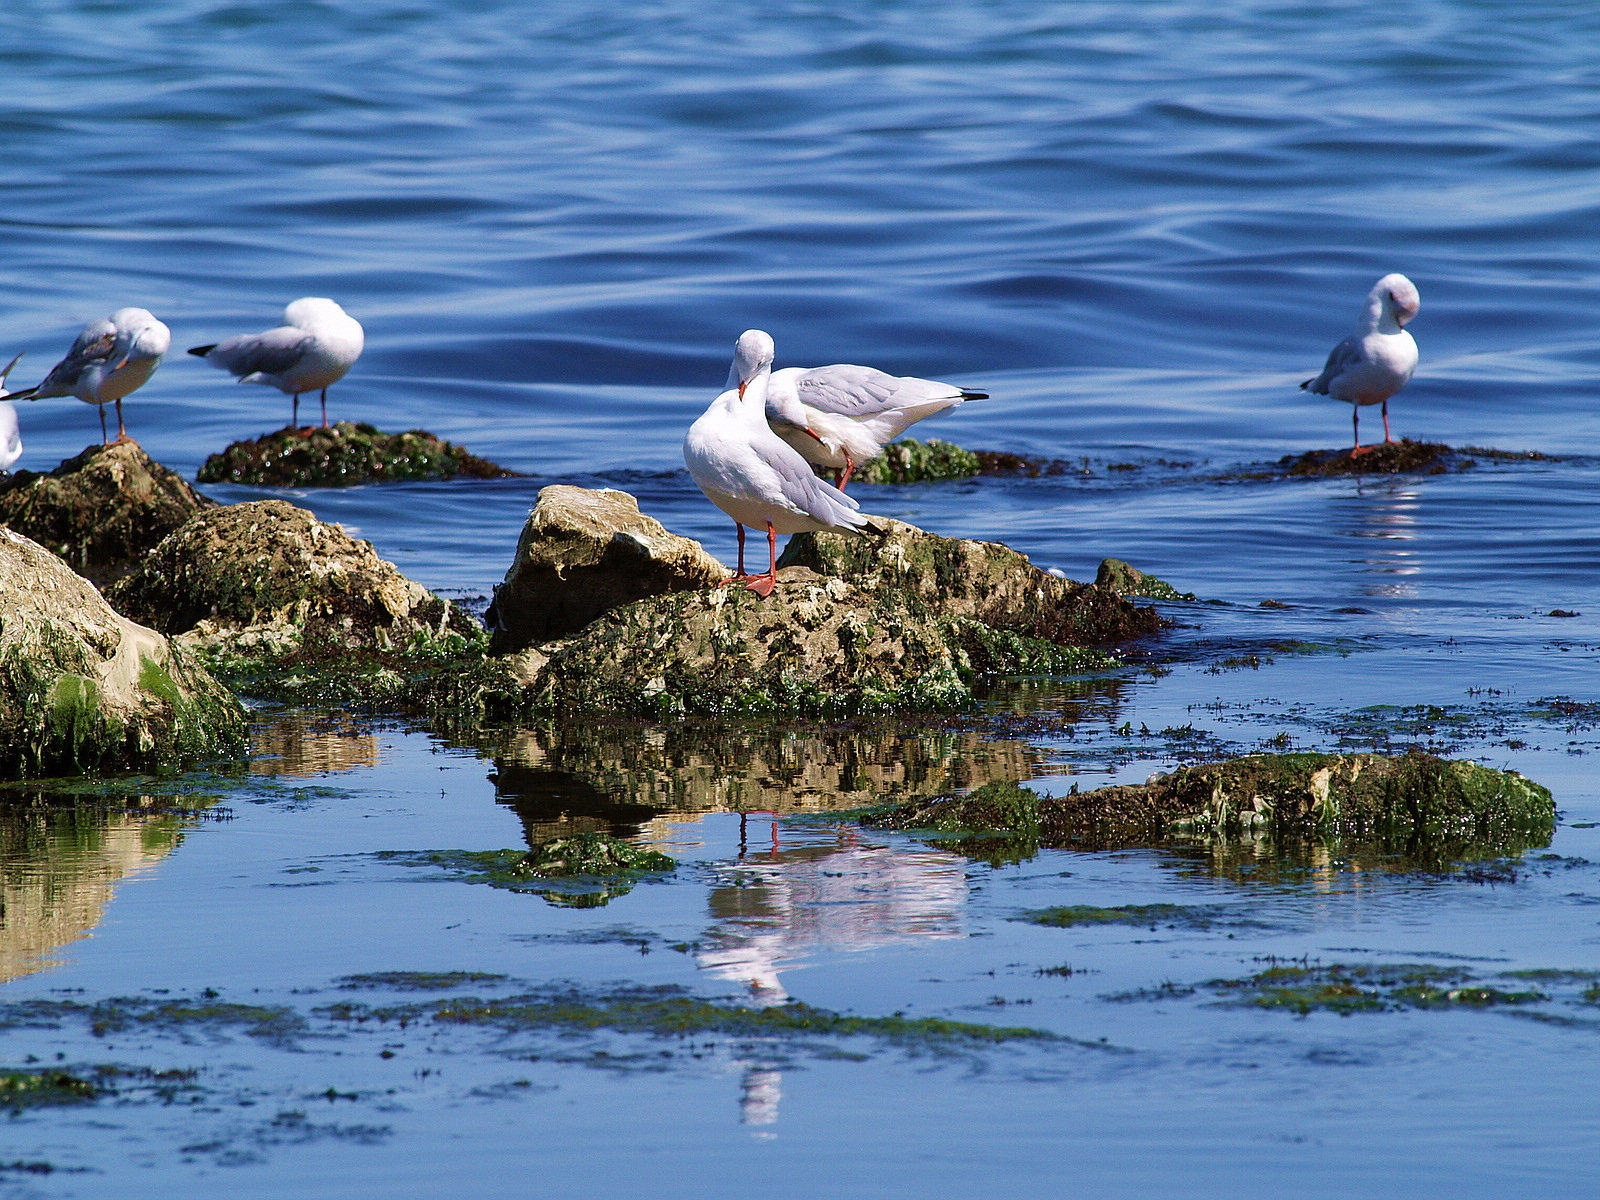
[1094,558,1195,602]
[0,441,214,583]
[872,751,1555,860]
[196,422,517,488]
[778,519,1161,647]
[0,528,247,779]
[486,485,728,653]
[515,566,1118,718]
[108,499,477,656]
[1279,440,1454,477]
[856,438,981,484]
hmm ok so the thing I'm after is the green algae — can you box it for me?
[1094,559,1196,602]
[1208,963,1548,1015]
[336,972,511,992]
[0,996,305,1045]
[856,438,981,484]
[380,834,677,908]
[1018,903,1270,931]
[0,1069,98,1110]
[196,422,519,488]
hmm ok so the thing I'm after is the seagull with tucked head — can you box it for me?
[188,297,364,431]
[0,354,24,471]
[7,308,170,444]
[1301,273,1420,455]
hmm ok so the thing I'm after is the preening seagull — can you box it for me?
[684,329,881,597]
[188,297,364,430]
[1301,273,1420,454]
[0,354,23,471]
[763,361,987,490]
[8,308,171,444]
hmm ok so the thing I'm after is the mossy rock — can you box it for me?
[196,421,518,487]
[778,519,1162,646]
[870,751,1555,860]
[1094,558,1195,601]
[1278,440,1456,477]
[0,528,247,779]
[856,438,981,484]
[0,441,214,583]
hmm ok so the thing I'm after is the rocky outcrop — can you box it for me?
[870,751,1555,859]
[0,441,214,583]
[486,485,728,652]
[1094,558,1195,601]
[108,499,477,657]
[196,422,518,487]
[0,527,246,778]
[856,438,980,484]
[777,519,1162,646]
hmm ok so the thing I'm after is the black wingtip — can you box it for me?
[961,390,990,401]
[1299,378,1314,392]
[187,344,216,358]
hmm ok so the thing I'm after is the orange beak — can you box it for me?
[737,382,747,399]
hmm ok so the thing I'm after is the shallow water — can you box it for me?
[4,0,1600,1195]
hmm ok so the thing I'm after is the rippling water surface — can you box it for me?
[3,1,1600,1196]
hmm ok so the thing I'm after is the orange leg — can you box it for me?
[1381,399,1395,444]
[743,523,779,597]
[836,451,857,491]
[1349,406,1370,457]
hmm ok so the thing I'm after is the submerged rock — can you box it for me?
[486,485,728,653]
[108,499,477,658]
[0,441,214,583]
[777,519,1163,646]
[1278,439,1454,477]
[856,438,981,484]
[196,422,518,488]
[0,527,246,779]
[871,751,1555,861]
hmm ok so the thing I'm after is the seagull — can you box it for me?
[188,297,364,431]
[0,354,23,471]
[1301,273,1420,455]
[764,361,987,490]
[7,309,171,445]
[684,329,881,597]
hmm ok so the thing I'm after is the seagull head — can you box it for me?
[1371,273,1420,330]
[730,329,775,398]
[285,297,351,329]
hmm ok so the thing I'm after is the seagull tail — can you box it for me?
[187,344,216,358]
[959,389,989,401]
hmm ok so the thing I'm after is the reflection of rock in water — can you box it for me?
[0,804,188,983]
[487,720,1040,841]
[696,826,966,1002]
[251,713,380,778]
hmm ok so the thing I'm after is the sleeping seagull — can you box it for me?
[8,308,171,445]
[0,354,23,471]
[764,360,987,490]
[188,297,364,431]
[1301,273,1420,454]
[684,329,881,597]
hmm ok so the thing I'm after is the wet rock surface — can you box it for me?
[871,750,1555,859]
[196,422,518,488]
[486,485,728,653]
[108,498,477,656]
[1275,439,1456,477]
[1094,558,1196,601]
[778,519,1163,646]
[0,441,214,583]
[0,527,246,779]
[856,438,981,484]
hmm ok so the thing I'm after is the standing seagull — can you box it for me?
[7,309,171,445]
[1301,273,1420,455]
[764,361,987,490]
[188,297,364,431]
[0,354,23,471]
[684,329,880,597]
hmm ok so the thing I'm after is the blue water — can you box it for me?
[4,1,1600,1195]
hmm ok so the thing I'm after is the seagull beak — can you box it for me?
[737,382,747,399]
[805,427,825,444]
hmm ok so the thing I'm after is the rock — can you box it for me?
[512,565,1121,718]
[870,751,1555,861]
[1278,439,1453,477]
[0,441,214,583]
[196,422,518,488]
[108,499,477,656]
[777,519,1162,646]
[1094,558,1195,601]
[486,485,728,653]
[0,527,246,779]
[856,438,980,484]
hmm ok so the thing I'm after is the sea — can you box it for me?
[2,1,1600,1195]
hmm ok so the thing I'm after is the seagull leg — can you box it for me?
[98,404,108,446]
[743,522,779,597]
[836,451,857,492]
[718,523,749,587]
[113,398,131,444]
[320,388,330,430]
[291,393,300,432]
[1381,399,1395,444]
[1349,406,1370,457]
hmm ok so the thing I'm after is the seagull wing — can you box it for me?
[1302,335,1363,394]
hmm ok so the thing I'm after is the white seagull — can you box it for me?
[8,308,171,445]
[684,329,881,597]
[0,354,23,471]
[1301,273,1420,454]
[188,297,364,431]
[764,360,987,490]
